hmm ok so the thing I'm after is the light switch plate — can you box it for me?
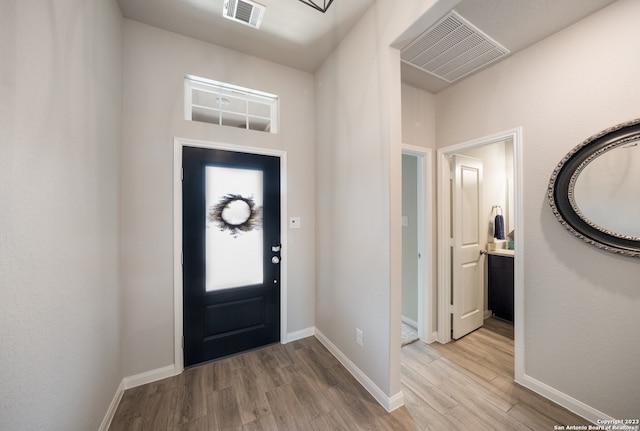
[289,217,301,229]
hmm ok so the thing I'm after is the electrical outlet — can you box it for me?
[356,328,363,346]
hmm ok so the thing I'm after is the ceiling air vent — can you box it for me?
[401,11,509,83]
[223,0,265,29]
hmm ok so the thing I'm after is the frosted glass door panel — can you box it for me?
[205,166,263,291]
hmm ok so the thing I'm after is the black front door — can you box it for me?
[182,146,281,367]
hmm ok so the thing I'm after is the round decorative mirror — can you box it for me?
[548,118,640,258]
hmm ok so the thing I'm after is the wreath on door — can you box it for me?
[208,194,262,237]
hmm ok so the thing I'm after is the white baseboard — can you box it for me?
[123,364,180,390]
[314,329,404,412]
[517,373,612,424]
[401,316,418,328]
[284,327,315,343]
[100,364,181,430]
[423,331,438,344]
[98,380,124,431]
[484,310,492,319]
[387,390,405,411]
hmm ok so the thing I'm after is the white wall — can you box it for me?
[401,82,437,148]
[120,20,316,376]
[461,141,511,245]
[0,0,123,429]
[435,0,640,418]
[315,0,444,401]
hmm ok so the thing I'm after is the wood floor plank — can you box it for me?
[508,401,563,431]
[435,378,534,431]
[109,327,592,431]
[428,341,500,382]
[228,364,271,426]
[289,375,335,419]
[491,374,590,426]
[401,356,449,387]
[456,331,514,369]
[401,385,457,431]
[401,365,458,415]
[310,409,353,431]
[381,406,423,431]
[431,356,513,413]
[176,416,208,431]
[474,326,514,353]
[264,382,309,430]
[208,386,243,431]
[142,384,178,430]
[109,384,148,429]
[483,317,515,339]
[444,404,498,430]
[242,414,279,431]
[173,365,208,426]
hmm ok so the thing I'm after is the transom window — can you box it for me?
[184,75,279,134]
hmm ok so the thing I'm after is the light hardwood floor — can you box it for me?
[109,320,589,430]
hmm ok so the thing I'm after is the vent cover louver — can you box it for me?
[401,11,509,83]
[223,0,265,29]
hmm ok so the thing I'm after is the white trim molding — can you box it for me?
[122,364,180,390]
[401,144,434,344]
[401,316,418,329]
[173,137,288,373]
[98,380,124,431]
[518,374,612,424]
[285,327,315,343]
[99,365,180,431]
[436,128,524,383]
[314,329,405,413]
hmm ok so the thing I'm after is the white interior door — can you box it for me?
[451,154,484,339]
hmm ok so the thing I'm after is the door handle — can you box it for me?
[480,249,488,256]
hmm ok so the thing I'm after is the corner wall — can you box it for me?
[0,0,123,429]
[314,0,443,403]
[435,0,640,418]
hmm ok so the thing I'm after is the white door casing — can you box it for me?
[173,137,288,373]
[401,144,435,343]
[451,154,484,339]
[436,128,522,381]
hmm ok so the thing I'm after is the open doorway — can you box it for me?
[436,129,523,378]
[401,145,435,347]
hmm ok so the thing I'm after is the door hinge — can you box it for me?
[449,304,454,314]
[181,336,184,349]
[181,252,183,266]
[180,167,184,181]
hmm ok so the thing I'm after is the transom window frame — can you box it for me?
[184,75,279,134]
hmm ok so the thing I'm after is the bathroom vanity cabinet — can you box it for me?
[488,252,514,322]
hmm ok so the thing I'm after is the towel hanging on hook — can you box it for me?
[493,205,505,240]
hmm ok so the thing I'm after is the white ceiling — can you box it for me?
[117,0,376,73]
[117,0,617,93]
